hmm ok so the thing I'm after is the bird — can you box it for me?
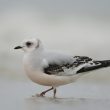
[14,38,110,98]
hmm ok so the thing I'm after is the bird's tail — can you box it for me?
[77,60,110,73]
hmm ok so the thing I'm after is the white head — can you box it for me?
[14,38,43,53]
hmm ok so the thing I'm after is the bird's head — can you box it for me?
[14,38,43,53]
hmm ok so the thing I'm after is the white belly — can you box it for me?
[25,66,82,87]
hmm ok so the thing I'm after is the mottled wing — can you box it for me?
[43,56,95,76]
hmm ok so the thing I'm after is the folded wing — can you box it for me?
[43,56,99,76]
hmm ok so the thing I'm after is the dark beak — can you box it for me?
[14,46,23,49]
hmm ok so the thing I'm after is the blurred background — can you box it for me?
[0,0,110,110]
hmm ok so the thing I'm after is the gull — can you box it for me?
[14,38,110,98]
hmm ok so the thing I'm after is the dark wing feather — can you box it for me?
[73,56,92,67]
[44,64,64,75]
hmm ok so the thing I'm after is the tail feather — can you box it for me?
[77,60,110,73]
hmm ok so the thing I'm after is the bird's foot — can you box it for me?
[39,92,45,97]
[32,92,45,97]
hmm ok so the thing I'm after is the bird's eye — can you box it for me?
[26,42,32,47]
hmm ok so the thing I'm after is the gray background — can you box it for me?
[0,0,110,110]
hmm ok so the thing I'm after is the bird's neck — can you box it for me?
[23,49,44,72]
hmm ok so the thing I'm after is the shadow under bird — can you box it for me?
[14,38,110,98]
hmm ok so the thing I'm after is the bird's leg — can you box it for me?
[53,88,57,98]
[40,87,54,97]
